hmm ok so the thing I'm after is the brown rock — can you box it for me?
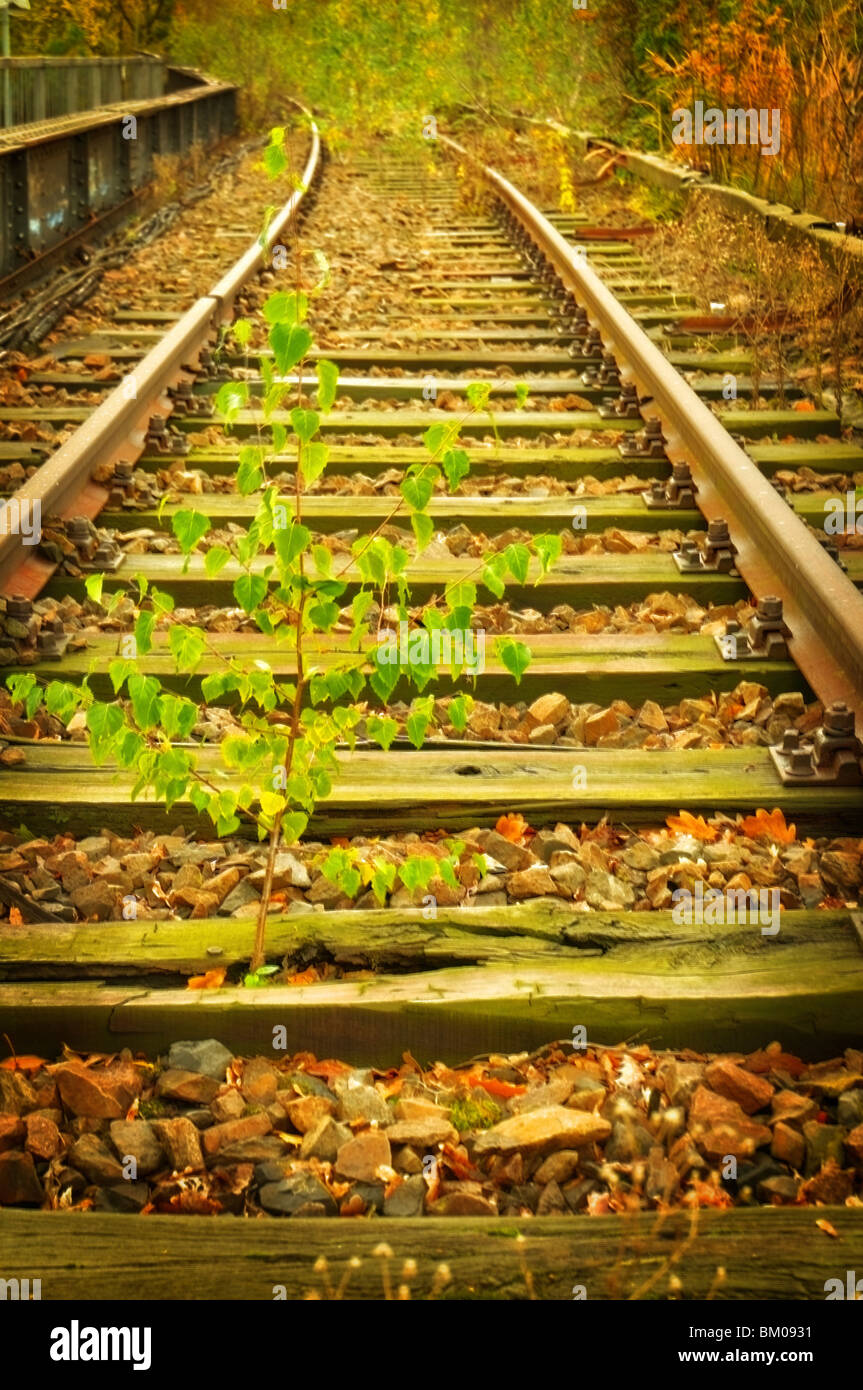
[512,1078,574,1113]
[240,1058,278,1106]
[800,1158,855,1205]
[283,1095,336,1134]
[475,829,536,872]
[201,866,241,905]
[69,880,120,920]
[0,1150,43,1204]
[533,1149,582,1185]
[203,1112,271,1157]
[0,1116,25,1153]
[335,1129,392,1182]
[151,1117,205,1172]
[771,1121,805,1169]
[156,1069,220,1104]
[68,1134,125,1184]
[24,1113,63,1160]
[385,1118,458,1148]
[637,700,668,733]
[704,1059,774,1115]
[689,1086,771,1160]
[583,707,619,745]
[528,692,570,729]
[505,865,563,899]
[210,1088,246,1122]
[393,1098,449,1124]
[771,1090,817,1125]
[428,1189,497,1216]
[55,1060,141,1119]
[473,1106,610,1157]
[844,1123,863,1167]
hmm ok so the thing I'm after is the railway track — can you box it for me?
[1,116,863,1298]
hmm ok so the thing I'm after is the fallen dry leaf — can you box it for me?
[739,807,797,843]
[495,811,529,843]
[816,1218,840,1238]
[186,968,226,990]
[7,906,23,926]
[665,810,719,842]
[792,399,816,411]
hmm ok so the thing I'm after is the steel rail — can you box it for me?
[0,105,320,596]
[440,133,863,737]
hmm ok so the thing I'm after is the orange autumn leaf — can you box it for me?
[0,1054,46,1072]
[665,810,719,842]
[287,966,319,987]
[330,836,350,849]
[495,812,529,843]
[472,1075,527,1099]
[186,968,226,990]
[7,906,23,926]
[739,807,796,843]
[816,1218,840,1238]
[792,399,816,411]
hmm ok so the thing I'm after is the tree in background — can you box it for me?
[26,0,175,54]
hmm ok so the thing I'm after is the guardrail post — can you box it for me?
[32,62,46,123]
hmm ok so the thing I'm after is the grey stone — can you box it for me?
[77,836,112,859]
[334,1078,391,1126]
[300,1116,352,1162]
[838,1090,863,1127]
[605,1120,654,1163]
[220,878,260,914]
[108,1120,165,1176]
[384,1173,426,1217]
[167,1038,233,1081]
[258,1172,337,1216]
[803,1122,845,1176]
[92,1182,150,1213]
[68,1134,125,1185]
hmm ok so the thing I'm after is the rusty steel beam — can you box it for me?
[0,107,320,598]
[441,134,863,737]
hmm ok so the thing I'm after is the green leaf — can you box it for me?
[107,659,137,695]
[269,322,312,375]
[299,441,329,486]
[134,609,156,657]
[398,855,437,895]
[405,695,434,749]
[84,573,104,605]
[263,142,288,178]
[236,446,265,496]
[290,407,320,443]
[482,553,508,599]
[128,673,162,730]
[366,713,399,750]
[263,291,307,325]
[534,532,563,577]
[411,512,434,553]
[308,599,340,631]
[442,447,470,492]
[401,463,438,512]
[86,701,125,762]
[205,545,232,579]
[370,860,396,905]
[466,381,492,412]
[168,624,206,673]
[496,636,531,684]
[232,318,253,347]
[503,542,531,585]
[448,692,473,733]
[315,359,339,413]
[172,509,210,556]
[233,573,268,613]
[214,380,248,422]
[274,521,310,570]
[515,382,530,409]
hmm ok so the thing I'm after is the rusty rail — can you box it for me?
[441,133,863,737]
[0,107,320,596]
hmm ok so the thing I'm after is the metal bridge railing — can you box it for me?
[0,56,165,128]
